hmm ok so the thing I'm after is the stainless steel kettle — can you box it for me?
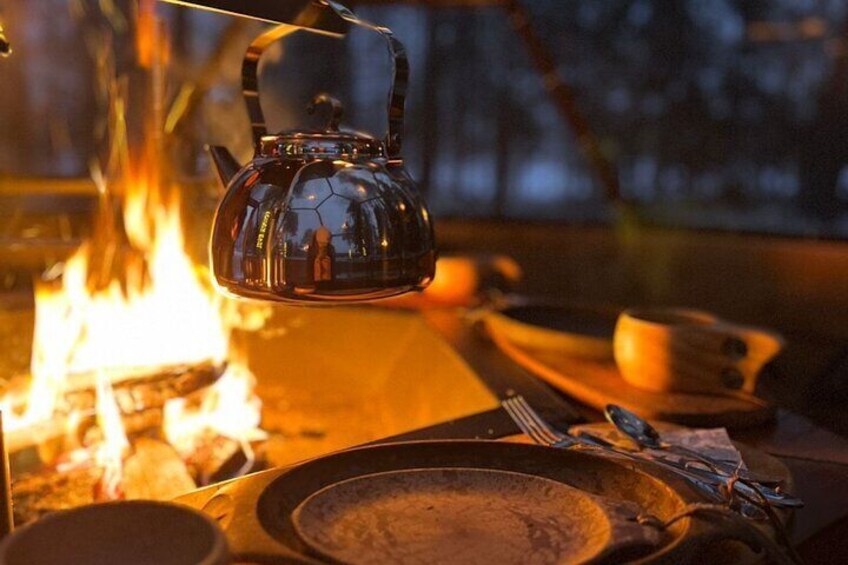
[208,3,435,303]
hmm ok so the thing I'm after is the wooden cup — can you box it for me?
[613,308,784,395]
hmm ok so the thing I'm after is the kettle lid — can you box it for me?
[258,129,385,161]
[258,94,386,161]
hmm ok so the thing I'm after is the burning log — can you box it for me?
[64,361,226,427]
[13,439,197,526]
[183,432,264,486]
[7,360,265,509]
[6,362,225,457]
[122,438,196,501]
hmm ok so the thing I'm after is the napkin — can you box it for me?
[663,427,747,470]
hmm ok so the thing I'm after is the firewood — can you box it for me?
[62,361,225,419]
[6,362,225,464]
[122,438,196,501]
[183,432,265,486]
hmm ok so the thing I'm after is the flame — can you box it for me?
[164,364,267,459]
[2,172,267,470]
[2,175,231,432]
[94,370,129,500]
[57,195,228,378]
[2,169,266,486]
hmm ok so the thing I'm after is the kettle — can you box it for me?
[208,3,436,303]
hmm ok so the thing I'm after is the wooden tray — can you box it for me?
[486,312,774,429]
[484,304,617,361]
[175,440,786,564]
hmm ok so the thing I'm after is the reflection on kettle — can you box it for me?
[208,4,436,303]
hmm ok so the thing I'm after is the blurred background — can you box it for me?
[2,0,847,233]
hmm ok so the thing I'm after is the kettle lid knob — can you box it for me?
[307,94,343,132]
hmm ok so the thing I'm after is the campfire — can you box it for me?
[0,0,266,523]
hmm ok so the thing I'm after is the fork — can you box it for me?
[502,395,651,453]
[502,396,803,509]
[502,395,680,463]
[501,395,581,448]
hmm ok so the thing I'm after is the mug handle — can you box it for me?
[677,320,784,394]
[241,0,408,159]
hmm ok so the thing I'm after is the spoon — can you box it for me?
[604,404,782,485]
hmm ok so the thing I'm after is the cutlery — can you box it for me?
[501,396,803,509]
[502,396,728,504]
[604,404,782,485]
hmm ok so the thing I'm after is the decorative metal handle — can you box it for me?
[242,0,407,158]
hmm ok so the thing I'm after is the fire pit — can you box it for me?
[0,0,270,520]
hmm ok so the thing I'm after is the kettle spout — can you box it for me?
[207,145,243,188]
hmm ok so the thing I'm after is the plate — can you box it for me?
[291,467,661,564]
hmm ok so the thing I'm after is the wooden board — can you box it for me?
[484,305,616,360]
[487,325,774,429]
[243,306,499,468]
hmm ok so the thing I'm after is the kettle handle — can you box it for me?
[241,0,407,159]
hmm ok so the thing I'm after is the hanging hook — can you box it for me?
[307,93,344,132]
[0,23,11,58]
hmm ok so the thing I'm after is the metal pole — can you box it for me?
[0,412,14,538]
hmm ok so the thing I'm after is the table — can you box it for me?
[392,308,848,557]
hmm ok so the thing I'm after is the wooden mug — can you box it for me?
[613,308,784,395]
